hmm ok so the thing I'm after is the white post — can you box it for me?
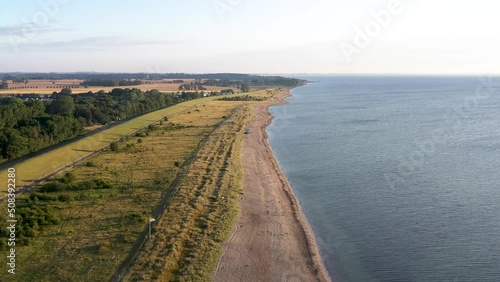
[149,217,155,239]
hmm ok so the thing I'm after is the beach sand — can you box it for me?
[214,91,331,282]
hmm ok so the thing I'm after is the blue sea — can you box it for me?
[268,76,500,282]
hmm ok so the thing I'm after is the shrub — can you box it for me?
[78,179,112,190]
[40,182,68,193]
[20,236,30,245]
[61,172,76,184]
[80,180,97,190]
[16,202,61,243]
[58,194,73,202]
[93,179,112,189]
[110,142,119,151]
[29,192,57,201]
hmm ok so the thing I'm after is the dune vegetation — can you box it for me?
[0,88,285,281]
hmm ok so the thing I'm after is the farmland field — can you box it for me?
[0,79,236,94]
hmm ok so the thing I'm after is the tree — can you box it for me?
[1,128,29,159]
[48,96,75,116]
[0,80,8,89]
[240,83,250,92]
[60,88,72,96]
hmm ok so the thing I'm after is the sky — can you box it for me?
[1,0,499,74]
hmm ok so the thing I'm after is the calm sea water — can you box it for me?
[268,76,500,282]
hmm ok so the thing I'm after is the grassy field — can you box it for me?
[0,79,236,94]
[0,93,253,191]
[0,88,283,281]
[123,103,252,281]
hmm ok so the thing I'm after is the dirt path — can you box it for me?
[214,96,331,282]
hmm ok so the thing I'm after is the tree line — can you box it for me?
[178,82,207,91]
[0,88,205,161]
[0,80,8,89]
[1,73,307,86]
[80,79,142,87]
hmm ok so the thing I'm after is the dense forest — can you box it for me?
[0,88,204,161]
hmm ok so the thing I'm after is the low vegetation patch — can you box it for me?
[123,104,252,281]
[217,95,265,101]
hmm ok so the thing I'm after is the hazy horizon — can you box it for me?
[2,0,499,74]
[2,72,499,77]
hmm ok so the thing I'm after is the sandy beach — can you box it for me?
[214,92,331,282]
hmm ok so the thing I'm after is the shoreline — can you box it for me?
[214,89,331,281]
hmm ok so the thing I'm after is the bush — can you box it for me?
[217,95,264,101]
[78,178,112,190]
[40,182,68,193]
[93,179,112,189]
[20,236,30,245]
[85,161,96,167]
[75,193,89,200]
[61,172,76,184]
[16,202,61,243]
[58,194,73,202]
[80,180,96,190]
[120,135,130,142]
[24,227,37,237]
[29,192,57,201]
[110,142,119,151]
[174,161,180,167]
